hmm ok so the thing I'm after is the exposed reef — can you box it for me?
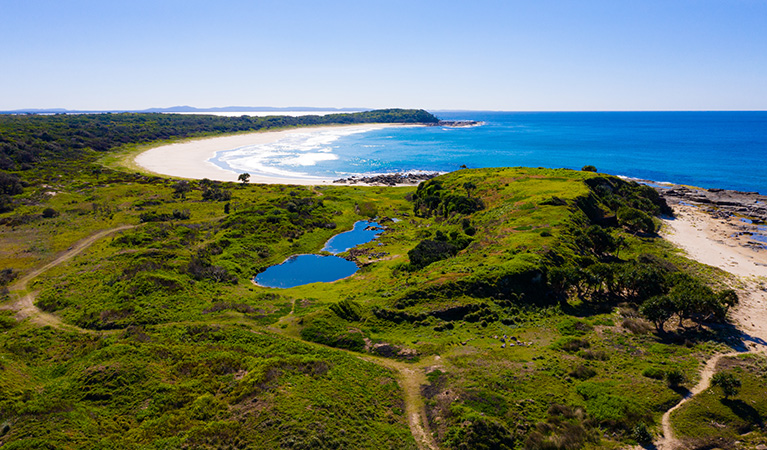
[426,120,483,127]
[660,185,767,223]
[332,172,440,186]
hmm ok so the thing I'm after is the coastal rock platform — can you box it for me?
[658,185,767,253]
[662,186,767,223]
[332,172,439,186]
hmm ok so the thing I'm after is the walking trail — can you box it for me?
[2,224,440,450]
[2,225,135,332]
[272,305,441,450]
[19,204,767,450]
[655,204,767,449]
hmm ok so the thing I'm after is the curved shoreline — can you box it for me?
[133,123,418,186]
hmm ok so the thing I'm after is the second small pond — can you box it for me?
[254,220,383,289]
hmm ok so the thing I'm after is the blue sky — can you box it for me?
[1,0,765,111]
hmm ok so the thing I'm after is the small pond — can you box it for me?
[254,220,383,289]
[253,254,360,288]
[322,220,383,254]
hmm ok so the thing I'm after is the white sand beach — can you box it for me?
[134,124,408,185]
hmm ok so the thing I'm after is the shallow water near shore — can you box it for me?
[212,111,767,193]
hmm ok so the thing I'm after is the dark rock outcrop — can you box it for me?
[660,185,767,223]
[333,172,440,186]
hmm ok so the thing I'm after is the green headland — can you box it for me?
[1,110,765,450]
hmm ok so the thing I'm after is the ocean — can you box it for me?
[211,111,767,193]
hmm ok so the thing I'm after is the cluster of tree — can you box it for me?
[0,109,438,171]
[551,177,738,330]
[139,209,191,223]
[584,176,671,217]
[412,179,485,218]
[0,172,23,213]
[640,278,738,331]
[407,230,472,269]
[549,255,738,330]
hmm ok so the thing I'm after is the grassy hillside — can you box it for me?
[0,114,761,449]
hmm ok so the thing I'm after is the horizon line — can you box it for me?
[1,106,766,114]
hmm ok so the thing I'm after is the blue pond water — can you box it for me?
[254,221,382,288]
[322,220,382,254]
[254,254,359,289]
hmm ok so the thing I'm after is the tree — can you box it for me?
[172,180,191,199]
[408,240,460,269]
[463,181,477,198]
[0,172,23,196]
[617,206,655,234]
[711,372,741,399]
[238,173,250,184]
[668,279,735,326]
[581,165,597,172]
[640,295,675,332]
[584,225,617,256]
[42,207,59,218]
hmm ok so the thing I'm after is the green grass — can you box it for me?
[1,164,759,449]
[0,321,416,449]
[671,354,767,448]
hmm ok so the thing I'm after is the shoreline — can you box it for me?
[134,123,421,186]
[661,202,767,280]
[661,201,767,349]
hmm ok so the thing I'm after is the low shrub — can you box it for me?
[570,365,597,380]
[641,367,666,380]
[554,337,591,353]
[666,369,685,387]
[621,317,652,334]
[41,207,59,218]
[557,317,593,336]
[580,349,609,361]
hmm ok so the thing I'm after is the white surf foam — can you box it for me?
[213,127,375,178]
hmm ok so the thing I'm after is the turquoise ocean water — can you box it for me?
[212,111,767,193]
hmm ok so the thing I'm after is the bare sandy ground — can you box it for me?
[134,124,412,185]
[661,203,767,347]
[651,204,767,449]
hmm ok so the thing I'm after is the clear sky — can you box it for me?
[1,0,765,111]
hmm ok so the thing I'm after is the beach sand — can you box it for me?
[134,123,409,185]
[661,203,767,347]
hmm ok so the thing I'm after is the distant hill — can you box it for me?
[0,106,369,115]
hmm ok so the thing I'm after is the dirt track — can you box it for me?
[1,224,441,450]
[2,225,135,331]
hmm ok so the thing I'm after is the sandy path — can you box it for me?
[270,310,441,450]
[657,351,744,450]
[2,225,135,331]
[654,205,767,449]
[363,356,440,450]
